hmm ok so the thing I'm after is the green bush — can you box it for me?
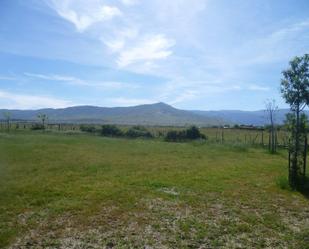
[125,126,153,138]
[31,123,45,130]
[80,125,96,133]
[101,125,123,137]
[276,176,291,191]
[165,126,206,142]
[165,130,186,142]
[186,126,206,140]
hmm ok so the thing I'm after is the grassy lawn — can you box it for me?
[0,132,308,248]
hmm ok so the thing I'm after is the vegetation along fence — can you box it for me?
[0,121,293,148]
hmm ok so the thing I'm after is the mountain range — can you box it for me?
[0,102,295,126]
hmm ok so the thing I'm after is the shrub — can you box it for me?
[101,125,123,137]
[186,126,206,139]
[80,125,96,133]
[165,126,206,142]
[165,130,186,142]
[276,176,292,191]
[31,123,45,130]
[125,126,153,138]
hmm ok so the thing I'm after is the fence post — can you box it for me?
[268,130,271,151]
[274,130,278,152]
[253,133,259,145]
[288,149,291,177]
[303,135,308,180]
[221,129,224,143]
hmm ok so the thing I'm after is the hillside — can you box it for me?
[0,102,299,126]
[192,109,296,126]
[0,102,223,126]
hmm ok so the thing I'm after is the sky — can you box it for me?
[0,0,309,110]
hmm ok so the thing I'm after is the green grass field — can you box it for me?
[0,132,308,248]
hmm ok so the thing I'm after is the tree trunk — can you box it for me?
[303,134,308,182]
[291,106,300,188]
[271,125,275,153]
[268,130,271,151]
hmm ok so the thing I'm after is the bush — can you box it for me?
[125,126,153,138]
[165,130,186,142]
[31,123,45,130]
[165,126,206,142]
[80,125,96,133]
[276,176,291,191]
[101,125,123,137]
[186,126,206,139]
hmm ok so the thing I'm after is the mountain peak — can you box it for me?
[152,102,173,108]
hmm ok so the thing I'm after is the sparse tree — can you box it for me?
[3,112,11,132]
[37,113,48,129]
[281,54,309,188]
[265,99,278,153]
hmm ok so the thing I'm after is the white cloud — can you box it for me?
[46,0,176,72]
[117,34,175,67]
[156,78,241,105]
[104,39,125,52]
[270,20,309,41]
[0,90,73,109]
[120,0,139,6]
[47,0,122,32]
[157,78,271,105]
[24,72,139,89]
[167,90,199,105]
[0,76,16,81]
[24,72,78,81]
[38,1,308,109]
[247,84,270,91]
[237,19,309,66]
[103,27,139,52]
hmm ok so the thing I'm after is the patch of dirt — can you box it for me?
[8,197,309,248]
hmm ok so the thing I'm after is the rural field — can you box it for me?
[0,131,308,248]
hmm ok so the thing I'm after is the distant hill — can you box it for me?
[192,109,294,126]
[0,102,223,126]
[0,102,299,126]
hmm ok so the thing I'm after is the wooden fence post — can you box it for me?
[288,149,291,178]
[253,134,259,145]
[221,129,224,143]
[268,130,271,151]
[303,135,308,180]
[275,130,278,151]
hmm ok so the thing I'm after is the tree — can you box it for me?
[281,54,309,188]
[165,126,206,142]
[101,125,123,137]
[265,99,278,153]
[125,126,153,138]
[37,113,48,129]
[3,112,11,132]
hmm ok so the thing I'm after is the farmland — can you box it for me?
[0,130,308,248]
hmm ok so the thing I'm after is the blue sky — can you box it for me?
[0,0,309,110]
